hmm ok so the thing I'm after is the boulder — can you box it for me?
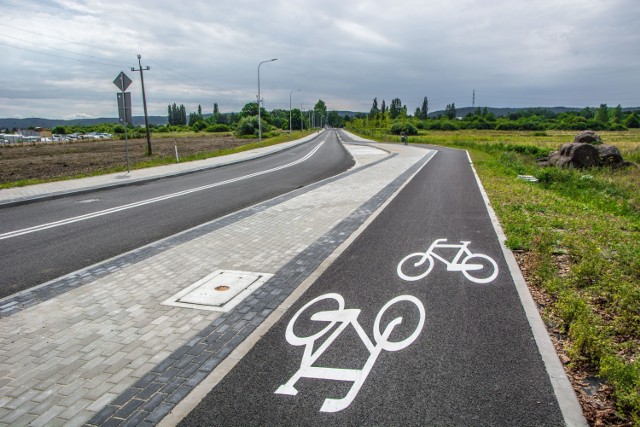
[573,130,603,145]
[596,144,623,167]
[545,143,599,168]
[536,131,633,169]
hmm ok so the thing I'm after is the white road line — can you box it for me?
[0,136,328,241]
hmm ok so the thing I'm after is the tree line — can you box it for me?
[353,97,640,135]
[160,99,347,137]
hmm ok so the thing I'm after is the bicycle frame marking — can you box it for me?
[397,238,499,284]
[425,239,477,271]
[275,293,425,413]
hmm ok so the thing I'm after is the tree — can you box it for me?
[369,97,379,118]
[289,108,303,130]
[167,103,187,125]
[188,112,200,126]
[389,98,403,119]
[314,99,327,125]
[611,104,623,123]
[241,102,259,117]
[580,107,594,119]
[594,104,609,123]
[327,110,342,127]
[235,116,261,136]
[625,112,640,128]
[414,108,421,118]
[445,103,457,119]
[420,96,429,119]
[52,125,66,135]
[381,99,386,115]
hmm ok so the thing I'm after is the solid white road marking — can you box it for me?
[0,136,328,240]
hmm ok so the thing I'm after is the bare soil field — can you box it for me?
[0,134,250,184]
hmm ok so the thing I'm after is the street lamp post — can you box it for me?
[258,58,277,142]
[289,89,300,137]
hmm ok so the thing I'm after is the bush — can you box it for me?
[624,113,640,128]
[606,122,627,131]
[191,120,207,132]
[235,116,269,137]
[438,120,460,131]
[495,121,520,131]
[206,124,230,133]
[389,121,418,135]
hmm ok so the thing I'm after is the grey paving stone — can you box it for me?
[2,144,426,426]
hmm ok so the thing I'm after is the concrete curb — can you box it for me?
[465,150,588,427]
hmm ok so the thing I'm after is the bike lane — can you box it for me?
[179,146,579,426]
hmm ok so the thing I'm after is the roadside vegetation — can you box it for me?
[349,124,640,425]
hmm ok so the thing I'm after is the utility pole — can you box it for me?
[472,89,476,109]
[131,54,152,156]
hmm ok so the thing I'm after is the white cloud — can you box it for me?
[0,0,638,118]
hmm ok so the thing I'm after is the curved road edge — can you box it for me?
[0,130,327,208]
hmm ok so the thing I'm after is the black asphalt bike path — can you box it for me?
[180,146,566,426]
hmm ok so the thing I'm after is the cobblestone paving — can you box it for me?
[0,142,433,426]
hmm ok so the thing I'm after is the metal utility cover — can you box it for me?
[163,270,273,312]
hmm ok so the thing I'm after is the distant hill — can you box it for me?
[428,106,586,118]
[0,116,167,130]
[429,106,640,118]
[2,106,638,129]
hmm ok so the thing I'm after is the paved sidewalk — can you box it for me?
[0,137,433,425]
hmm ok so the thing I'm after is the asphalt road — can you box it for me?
[0,131,354,298]
[180,145,566,426]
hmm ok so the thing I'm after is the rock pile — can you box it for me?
[538,131,633,168]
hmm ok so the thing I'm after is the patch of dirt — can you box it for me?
[0,135,250,184]
[514,250,632,426]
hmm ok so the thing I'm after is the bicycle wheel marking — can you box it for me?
[275,293,425,413]
[397,238,499,284]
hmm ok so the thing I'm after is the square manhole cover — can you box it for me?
[163,270,273,312]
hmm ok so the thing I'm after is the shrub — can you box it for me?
[389,121,418,135]
[191,120,207,132]
[235,116,270,137]
[624,113,640,128]
[606,122,627,131]
[206,124,230,133]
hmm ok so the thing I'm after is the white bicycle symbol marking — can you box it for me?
[275,293,425,413]
[397,238,499,284]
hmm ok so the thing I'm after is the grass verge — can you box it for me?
[352,128,640,425]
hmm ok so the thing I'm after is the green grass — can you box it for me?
[351,127,640,423]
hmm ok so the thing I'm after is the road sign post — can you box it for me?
[114,72,133,173]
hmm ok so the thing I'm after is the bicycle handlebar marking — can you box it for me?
[275,293,425,412]
[397,238,499,284]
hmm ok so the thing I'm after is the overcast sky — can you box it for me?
[1,0,639,119]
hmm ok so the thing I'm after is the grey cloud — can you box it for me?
[1,0,638,119]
